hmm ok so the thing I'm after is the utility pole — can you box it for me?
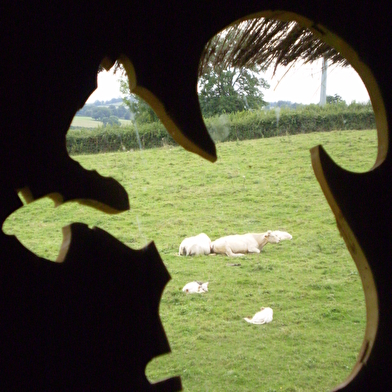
[319,56,328,106]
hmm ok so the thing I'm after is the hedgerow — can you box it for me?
[66,102,375,155]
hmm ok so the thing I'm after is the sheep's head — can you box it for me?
[265,231,280,244]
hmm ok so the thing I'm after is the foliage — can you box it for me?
[102,115,121,127]
[92,106,111,120]
[198,65,269,117]
[77,102,131,120]
[4,130,376,391]
[67,102,375,155]
[119,79,159,124]
[88,107,121,127]
[204,101,374,143]
[267,100,305,110]
[327,94,345,105]
[115,44,270,121]
[67,122,171,155]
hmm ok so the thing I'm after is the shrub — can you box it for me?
[67,103,375,155]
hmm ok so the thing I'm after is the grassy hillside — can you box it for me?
[3,129,377,391]
[71,115,133,128]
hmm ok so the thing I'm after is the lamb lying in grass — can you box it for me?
[182,281,209,293]
[179,233,211,256]
[210,231,280,257]
[244,307,273,324]
[270,230,292,241]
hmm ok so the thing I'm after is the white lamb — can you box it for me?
[179,233,211,256]
[244,307,273,324]
[270,230,293,241]
[182,281,209,294]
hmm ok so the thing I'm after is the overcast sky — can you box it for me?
[86,58,370,106]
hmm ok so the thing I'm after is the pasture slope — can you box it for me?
[70,115,133,128]
[3,129,377,391]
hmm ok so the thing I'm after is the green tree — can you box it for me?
[109,116,121,126]
[327,94,346,105]
[120,79,159,124]
[92,107,111,121]
[108,105,118,117]
[116,105,128,119]
[102,115,121,127]
[198,65,269,117]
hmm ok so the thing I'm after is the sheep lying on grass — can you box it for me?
[182,281,209,293]
[210,231,280,257]
[244,307,273,324]
[270,230,292,241]
[179,230,292,257]
[179,233,211,256]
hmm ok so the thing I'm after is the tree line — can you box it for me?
[120,64,270,125]
[76,101,132,126]
[120,65,355,126]
[77,67,358,128]
[92,17,360,128]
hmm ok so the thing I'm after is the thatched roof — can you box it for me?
[108,17,348,78]
[198,18,348,77]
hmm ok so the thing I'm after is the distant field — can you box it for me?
[4,129,377,391]
[119,118,133,125]
[71,115,133,128]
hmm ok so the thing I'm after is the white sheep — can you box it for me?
[270,230,292,241]
[210,231,280,257]
[244,307,273,324]
[182,281,209,293]
[179,233,211,256]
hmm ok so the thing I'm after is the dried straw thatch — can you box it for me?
[108,17,348,78]
[198,18,348,77]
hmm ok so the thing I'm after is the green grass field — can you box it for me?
[3,129,378,391]
[71,115,133,128]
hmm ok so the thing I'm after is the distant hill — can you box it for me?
[76,98,131,121]
[70,116,133,128]
[266,100,305,109]
[88,97,123,106]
